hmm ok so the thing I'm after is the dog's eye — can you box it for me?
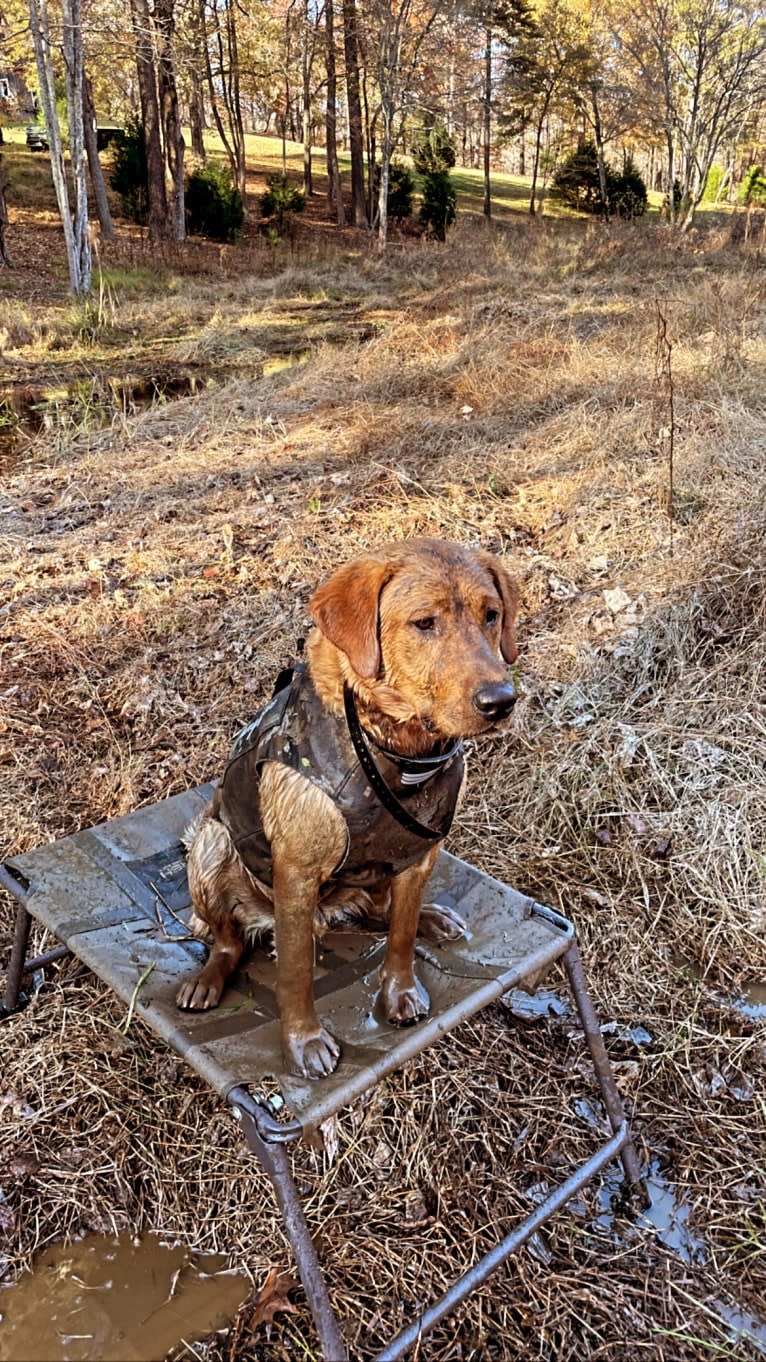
[485,608,500,626]
[412,616,436,633]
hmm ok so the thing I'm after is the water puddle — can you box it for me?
[0,349,311,463]
[711,1298,766,1356]
[0,371,207,461]
[673,955,766,1021]
[728,979,766,1021]
[262,349,309,378]
[0,1234,250,1362]
[502,986,570,1021]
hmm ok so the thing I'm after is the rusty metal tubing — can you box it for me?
[563,941,643,1186]
[1,863,71,1007]
[230,1088,349,1362]
[227,1084,303,1145]
[23,944,71,973]
[3,896,32,1014]
[374,1120,630,1362]
[0,862,30,901]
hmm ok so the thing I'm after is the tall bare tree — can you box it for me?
[325,0,346,222]
[29,0,91,291]
[83,72,115,240]
[130,0,169,237]
[0,153,12,267]
[342,0,368,224]
[616,0,766,228]
[200,0,246,196]
[155,0,185,238]
[482,25,491,216]
[368,0,441,247]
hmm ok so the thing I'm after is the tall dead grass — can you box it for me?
[1,216,765,1359]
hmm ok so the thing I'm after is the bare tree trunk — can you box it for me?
[342,0,367,225]
[199,0,246,197]
[224,0,246,196]
[0,153,12,266]
[189,80,205,159]
[529,113,545,214]
[130,0,169,238]
[377,106,391,249]
[63,0,92,291]
[302,0,313,196]
[482,26,491,218]
[665,127,676,225]
[363,70,374,220]
[324,0,345,223]
[187,1,206,160]
[590,84,610,220]
[83,73,114,240]
[155,0,186,239]
[29,0,80,288]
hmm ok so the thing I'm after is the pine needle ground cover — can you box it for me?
[1,215,765,1360]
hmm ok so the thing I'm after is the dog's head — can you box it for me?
[309,538,519,740]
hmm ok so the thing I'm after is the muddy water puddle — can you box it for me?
[0,349,311,465]
[0,1234,250,1362]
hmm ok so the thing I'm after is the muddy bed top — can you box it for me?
[6,787,572,1134]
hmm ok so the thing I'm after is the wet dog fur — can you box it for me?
[177,538,519,1079]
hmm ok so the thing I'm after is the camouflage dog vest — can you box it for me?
[214,663,464,888]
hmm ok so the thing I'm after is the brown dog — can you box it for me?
[177,539,519,1079]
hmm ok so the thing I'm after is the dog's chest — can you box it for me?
[219,666,464,887]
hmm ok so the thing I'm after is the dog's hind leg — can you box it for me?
[357,884,467,943]
[417,902,468,942]
[176,814,265,1011]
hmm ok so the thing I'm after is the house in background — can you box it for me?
[0,66,37,116]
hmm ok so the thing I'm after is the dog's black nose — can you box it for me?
[473,682,517,722]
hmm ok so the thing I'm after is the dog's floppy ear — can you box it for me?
[476,551,520,664]
[310,557,394,679]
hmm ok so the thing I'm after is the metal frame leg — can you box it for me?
[230,1089,349,1362]
[2,865,70,1017]
[229,936,643,1362]
[3,897,32,1014]
[564,941,643,1185]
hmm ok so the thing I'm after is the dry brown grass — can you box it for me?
[1,213,766,1360]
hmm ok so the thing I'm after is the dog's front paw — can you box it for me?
[176,972,224,1011]
[418,901,468,943]
[283,1024,341,1080]
[380,972,430,1026]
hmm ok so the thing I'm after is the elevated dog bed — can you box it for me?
[1,785,641,1361]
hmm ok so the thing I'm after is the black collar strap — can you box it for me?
[343,684,459,841]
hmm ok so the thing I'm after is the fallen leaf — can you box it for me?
[626,812,649,835]
[404,1189,429,1223]
[604,586,631,615]
[578,885,610,907]
[248,1267,300,1330]
[10,1153,40,1179]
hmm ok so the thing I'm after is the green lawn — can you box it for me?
[4,118,731,228]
